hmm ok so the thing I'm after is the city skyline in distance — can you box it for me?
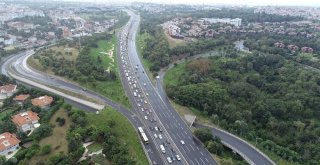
[50,0,320,7]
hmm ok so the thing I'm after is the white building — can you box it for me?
[0,132,20,156]
[201,18,242,27]
[11,111,40,133]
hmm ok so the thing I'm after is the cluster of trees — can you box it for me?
[166,53,320,164]
[194,128,247,165]
[35,34,117,82]
[191,8,302,24]
[0,79,64,164]
[40,108,135,165]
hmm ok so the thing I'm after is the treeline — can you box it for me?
[190,8,302,24]
[141,31,232,72]
[166,53,320,164]
[243,32,320,54]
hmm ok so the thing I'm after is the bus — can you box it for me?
[137,127,149,144]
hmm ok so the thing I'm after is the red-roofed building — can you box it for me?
[0,84,17,100]
[13,94,30,105]
[0,132,20,156]
[11,111,40,133]
[31,95,53,109]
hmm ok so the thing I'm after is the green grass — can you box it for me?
[79,36,130,108]
[87,107,148,165]
[27,108,71,164]
[27,35,131,108]
[136,31,155,81]
[0,108,14,120]
[164,62,187,87]
[87,142,103,153]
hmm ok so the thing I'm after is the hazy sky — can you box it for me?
[70,0,320,7]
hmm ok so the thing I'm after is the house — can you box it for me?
[31,95,53,109]
[11,111,40,133]
[301,47,314,53]
[13,94,30,105]
[0,84,17,100]
[0,132,20,156]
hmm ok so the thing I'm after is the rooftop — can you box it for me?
[11,111,39,127]
[31,95,53,107]
[0,132,20,152]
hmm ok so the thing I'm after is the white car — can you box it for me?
[154,134,158,138]
[166,157,172,164]
[154,127,159,131]
[176,155,181,161]
[180,140,185,145]
[144,100,148,104]
[138,103,141,107]
[141,108,144,112]
[144,116,148,120]
[159,134,163,139]
[146,93,149,96]
[144,83,147,86]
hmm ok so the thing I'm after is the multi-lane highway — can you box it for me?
[118,10,218,165]
[0,9,276,165]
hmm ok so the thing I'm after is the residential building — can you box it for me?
[0,132,20,156]
[13,94,30,105]
[31,95,53,109]
[0,84,17,100]
[201,18,242,27]
[11,111,40,133]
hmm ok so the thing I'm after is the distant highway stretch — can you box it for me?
[0,10,275,165]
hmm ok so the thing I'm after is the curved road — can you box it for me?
[0,10,275,165]
[156,49,276,165]
[0,51,164,165]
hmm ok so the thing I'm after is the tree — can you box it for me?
[206,140,223,155]
[194,128,213,143]
[0,155,6,165]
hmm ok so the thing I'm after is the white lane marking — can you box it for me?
[194,158,201,165]
[199,158,205,164]
[190,145,195,151]
[200,151,204,156]
[205,158,209,162]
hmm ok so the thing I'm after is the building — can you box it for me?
[0,84,17,100]
[201,18,242,27]
[0,132,20,156]
[31,95,53,109]
[11,111,40,133]
[13,94,30,105]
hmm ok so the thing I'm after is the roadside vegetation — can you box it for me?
[28,33,130,107]
[165,53,320,164]
[194,128,248,165]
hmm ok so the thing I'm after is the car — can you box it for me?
[176,155,181,161]
[171,148,175,153]
[138,103,141,107]
[166,157,172,164]
[180,140,185,145]
[154,127,159,131]
[144,116,148,120]
[82,88,87,91]
[144,100,148,104]
[146,93,149,96]
[138,94,141,98]
[159,134,163,139]
[159,127,163,132]
[144,83,147,86]
[141,108,144,112]
[154,134,158,138]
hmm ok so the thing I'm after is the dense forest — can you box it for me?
[165,53,320,164]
